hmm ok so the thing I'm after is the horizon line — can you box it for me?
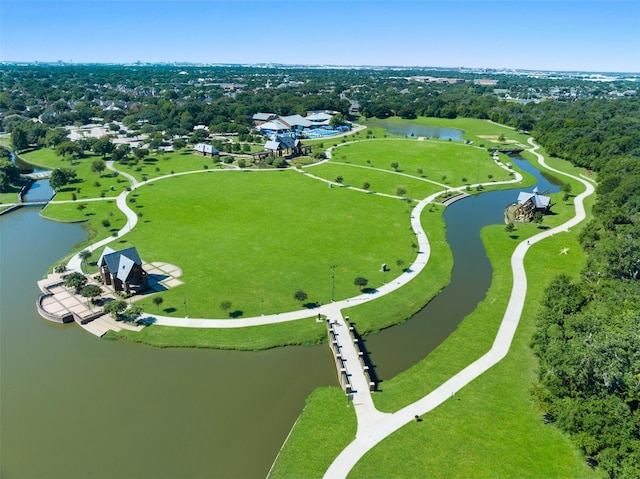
[1,61,639,76]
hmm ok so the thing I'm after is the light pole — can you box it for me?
[330,265,337,302]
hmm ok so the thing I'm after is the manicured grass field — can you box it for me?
[105,315,327,350]
[305,162,443,200]
[328,139,510,186]
[111,169,417,319]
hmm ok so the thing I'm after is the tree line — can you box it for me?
[530,98,640,479]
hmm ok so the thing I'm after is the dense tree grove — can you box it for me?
[530,99,640,479]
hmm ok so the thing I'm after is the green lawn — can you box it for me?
[105,315,327,351]
[107,169,417,319]
[19,148,128,200]
[40,199,128,257]
[327,139,510,186]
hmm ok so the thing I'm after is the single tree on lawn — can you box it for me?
[93,136,114,158]
[390,162,399,171]
[354,276,368,291]
[49,167,77,191]
[533,211,544,226]
[294,290,308,305]
[396,187,407,197]
[152,296,164,312]
[504,223,516,233]
[91,159,107,176]
[64,272,87,294]
[220,300,232,315]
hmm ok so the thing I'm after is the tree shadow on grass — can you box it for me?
[362,287,378,294]
[303,301,321,309]
[137,316,156,326]
[509,234,520,240]
[163,307,177,314]
[229,310,243,318]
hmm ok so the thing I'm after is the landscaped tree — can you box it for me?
[173,138,186,151]
[80,284,102,306]
[78,249,92,270]
[55,141,83,161]
[335,176,344,184]
[504,223,516,233]
[124,305,144,322]
[133,148,149,161]
[532,211,544,226]
[91,159,107,176]
[44,128,68,147]
[362,182,370,190]
[152,296,164,312]
[49,167,77,191]
[11,125,29,152]
[294,290,308,305]
[396,187,407,197]
[390,162,399,171]
[111,144,130,162]
[93,136,114,158]
[103,299,127,319]
[54,264,67,274]
[354,276,368,291]
[220,300,232,315]
[63,272,87,293]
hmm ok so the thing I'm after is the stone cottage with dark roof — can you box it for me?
[98,246,148,293]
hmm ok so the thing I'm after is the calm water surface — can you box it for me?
[367,120,464,141]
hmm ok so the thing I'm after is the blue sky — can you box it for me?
[1,1,639,72]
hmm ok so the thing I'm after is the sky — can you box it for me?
[1,1,639,73]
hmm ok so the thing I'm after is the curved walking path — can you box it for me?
[321,138,595,478]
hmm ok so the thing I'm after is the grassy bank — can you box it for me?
[105,316,326,351]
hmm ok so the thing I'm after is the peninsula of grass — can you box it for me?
[40,199,127,250]
[268,387,357,479]
[270,152,598,478]
[109,169,418,319]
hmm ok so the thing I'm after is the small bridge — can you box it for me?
[22,171,51,180]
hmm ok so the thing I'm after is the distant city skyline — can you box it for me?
[1,1,639,73]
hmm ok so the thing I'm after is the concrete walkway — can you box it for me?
[321,139,595,478]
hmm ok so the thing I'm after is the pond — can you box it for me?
[366,119,464,141]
